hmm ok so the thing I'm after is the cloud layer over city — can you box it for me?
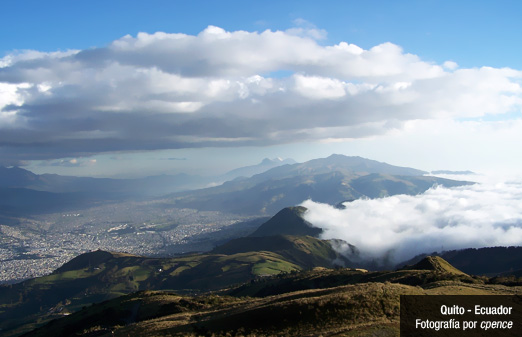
[1,25,522,166]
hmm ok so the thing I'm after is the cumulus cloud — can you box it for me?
[301,179,522,265]
[0,25,521,163]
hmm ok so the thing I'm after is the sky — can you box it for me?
[1,0,522,178]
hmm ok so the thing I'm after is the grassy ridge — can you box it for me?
[0,235,341,336]
[24,275,522,337]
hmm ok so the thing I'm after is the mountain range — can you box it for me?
[0,154,472,216]
[167,154,472,215]
[0,157,295,216]
[0,157,297,196]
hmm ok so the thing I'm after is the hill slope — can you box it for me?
[400,256,468,275]
[212,235,347,269]
[23,263,522,337]
[0,233,344,336]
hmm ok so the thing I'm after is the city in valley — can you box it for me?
[0,200,255,284]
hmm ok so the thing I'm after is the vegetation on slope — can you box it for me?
[23,264,522,337]
[0,234,342,336]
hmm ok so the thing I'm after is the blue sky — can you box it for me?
[1,0,522,177]
[3,0,522,69]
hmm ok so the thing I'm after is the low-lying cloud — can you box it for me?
[1,25,522,165]
[301,178,522,265]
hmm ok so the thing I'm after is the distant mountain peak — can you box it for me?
[0,165,39,188]
[222,157,297,180]
[260,157,294,165]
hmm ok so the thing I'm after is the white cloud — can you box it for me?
[0,25,521,165]
[443,60,458,70]
[286,18,328,40]
[301,179,522,265]
[45,157,98,167]
[293,75,347,99]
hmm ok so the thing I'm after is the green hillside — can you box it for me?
[228,257,478,298]
[0,250,298,336]
[0,235,343,336]
[23,264,522,337]
[4,250,522,337]
[212,235,347,269]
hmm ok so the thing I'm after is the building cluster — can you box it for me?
[0,203,250,284]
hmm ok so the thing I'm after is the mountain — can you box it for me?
[0,155,470,216]
[0,166,211,197]
[0,166,214,215]
[0,158,294,216]
[249,206,322,237]
[168,155,472,215]
[0,166,224,216]
[288,154,427,176]
[0,187,95,215]
[0,157,295,202]
[220,157,296,181]
[400,256,468,275]
[211,235,347,269]
[0,166,40,188]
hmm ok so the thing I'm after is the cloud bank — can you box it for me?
[1,25,522,164]
[301,179,522,265]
